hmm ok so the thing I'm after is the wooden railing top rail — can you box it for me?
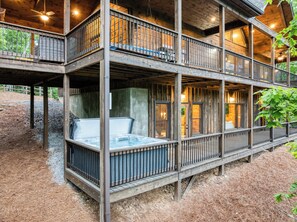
[254,59,273,68]
[182,34,223,50]
[67,9,101,36]
[0,21,64,39]
[224,128,251,135]
[66,138,100,153]
[110,140,178,153]
[110,9,178,35]
[66,138,178,154]
[275,67,289,74]
[253,125,268,130]
[225,49,251,61]
[181,132,222,142]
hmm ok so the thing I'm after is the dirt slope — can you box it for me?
[0,92,97,222]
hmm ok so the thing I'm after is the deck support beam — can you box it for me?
[43,84,48,149]
[218,80,225,175]
[174,72,182,201]
[99,0,111,221]
[63,75,70,181]
[219,5,225,73]
[30,86,34,129]
[64,0,70,34]
[248,85,254,163]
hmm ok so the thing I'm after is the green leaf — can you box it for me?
[274,193,283,203]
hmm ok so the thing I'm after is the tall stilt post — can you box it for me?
[248,85,254,163]
[100,0,111,221]
[30,86,34,129]
[174,72,182,200]
[43,84,48,149]
[218,80,225,175]
[63,75,70,178]
[174,0,182,202]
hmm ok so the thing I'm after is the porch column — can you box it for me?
[30,86,34,129]
[248,85,254,163]
[219,5,226,73]
[218,80,225,175]
[175,0,182,64]
[43,84,48,149]
[174,72,182,200]
[100,0,111,221]
[64,0,70,34]
[63,75,70,177]
[287,48,291,87]
[271,37,275,83]
[286,50,290,136]
[249,24,254,79]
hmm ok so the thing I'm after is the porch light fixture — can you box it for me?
[40,14,49,21]
[270,23,276,29]
[211,17,216,22]
[229,97,235,103]
[181,94,186,101]
[72,10,80,16]
[232,33,238,38]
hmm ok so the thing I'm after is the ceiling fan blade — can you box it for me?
[31,9,42,15]
[46,11,55,16]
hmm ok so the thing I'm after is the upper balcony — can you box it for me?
[0,0,295,87]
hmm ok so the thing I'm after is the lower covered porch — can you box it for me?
[63,63,297,204]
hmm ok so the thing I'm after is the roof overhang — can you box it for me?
[222,0,266,17]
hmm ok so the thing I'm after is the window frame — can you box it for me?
[154,100,171,139]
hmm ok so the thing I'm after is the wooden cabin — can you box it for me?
[0,0,296,221]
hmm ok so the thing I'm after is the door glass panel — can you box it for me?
[181,104,188,138]
[225,104,236,129]
[155,103,169,139]
[192,104,202,136]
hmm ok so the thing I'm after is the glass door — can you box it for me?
[181,103,189,138]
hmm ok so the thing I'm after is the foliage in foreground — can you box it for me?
[256,87,297,216]
[255,87,297,128]
[274,142,297,215]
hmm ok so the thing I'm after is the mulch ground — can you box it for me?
[1,92,297,222]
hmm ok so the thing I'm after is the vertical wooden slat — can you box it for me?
[271,37,275,83]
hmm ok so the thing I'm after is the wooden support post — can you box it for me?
[218,80,225,175]
[174,72,182,201]
[175,0,182,64]
[248,85,253,163]
[271,37,276,83]
[43,84,48,149]
[219,6,226,73]
[100,0,111,221]
[249,24,254,79]
[64,0,70,34]
[287,48,291,87]
[30,86,34,129]
[63,75,70,180]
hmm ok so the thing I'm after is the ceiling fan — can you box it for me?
[31,0,55,22]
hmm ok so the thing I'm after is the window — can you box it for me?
[155,102,170,139]
[192,104,203,136]
[225,103,245,129]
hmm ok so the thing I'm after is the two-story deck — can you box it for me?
[0,0,296,221]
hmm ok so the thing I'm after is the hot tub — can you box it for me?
[69,118,168,185]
